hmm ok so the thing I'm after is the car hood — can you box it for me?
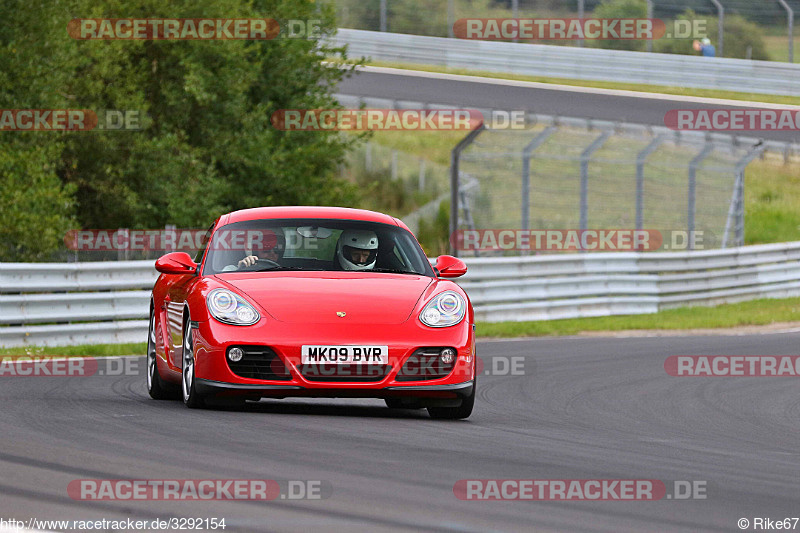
[218,272,435,324]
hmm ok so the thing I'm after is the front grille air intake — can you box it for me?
[395,347,456,381]
[226,346,292,381]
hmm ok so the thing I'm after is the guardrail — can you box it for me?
[462,242,800,321]
[3,242,800,346]
[333,29,800,97]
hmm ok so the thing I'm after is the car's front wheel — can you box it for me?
[182,319,205,409]
[427,377,475,420]
[147,309,177,400]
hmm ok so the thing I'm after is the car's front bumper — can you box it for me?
[195,378,474,403]
[188,317,476,400]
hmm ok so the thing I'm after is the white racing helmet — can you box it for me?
[337,229,378,270]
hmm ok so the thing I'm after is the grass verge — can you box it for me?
[477,297,800,338]
[763,35,800,64]
[0,343,146,357]
[360,60,800,106]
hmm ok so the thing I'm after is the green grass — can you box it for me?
[477,297,800,338]
[363,130,800,245]
[745,158,800,244]
[763,35,800,64]
[0,343,145,357]
[361,60,800,106]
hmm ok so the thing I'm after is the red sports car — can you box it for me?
[147,206,476,419]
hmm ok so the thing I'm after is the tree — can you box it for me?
[0,0,78,260]
[0,0,363,260]
[591,0,648,52]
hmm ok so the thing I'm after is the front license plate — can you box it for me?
[301,345,389,364]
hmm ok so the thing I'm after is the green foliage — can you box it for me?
[416,201,450,256]
[0,0,79,260]
[337,0,511,38]
[654,10,771,60]
[590,0,647,51]
[478,297,800,338]
[0,0,362,260]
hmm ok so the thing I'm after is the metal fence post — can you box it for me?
[580,131,612,233]
[521,126,558,231]
[117,229,129,261]
[777,0,794,63]
[710,0,724,57]
[723,143,765,247]
[578,0,585,48]
[447,0,454,38]
[512,0,519,43]
[721,172,743,249]
[687,144,714,249]
[450,124,485,257]
[635,135,666,231]
[380,0,387,32]
[646,0,653,53]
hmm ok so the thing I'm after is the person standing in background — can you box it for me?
[693,38,716,57]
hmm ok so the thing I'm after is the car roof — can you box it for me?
[221,206,402,227]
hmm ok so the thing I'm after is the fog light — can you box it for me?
[228,347,244,362]
[440,348,457,364]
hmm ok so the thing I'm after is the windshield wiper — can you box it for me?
[250,266,308,272]
[370,268,420,275]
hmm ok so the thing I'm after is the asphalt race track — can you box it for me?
[337,67,800,144]
[1,333,798,532]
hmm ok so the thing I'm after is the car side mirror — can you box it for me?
[434,255,467,278]
[155,252,198,275]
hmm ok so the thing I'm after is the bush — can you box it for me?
[416,201,451,257]
[654,10,771,60]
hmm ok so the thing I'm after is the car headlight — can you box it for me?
[207,289,260,326]
[420,291,466,327]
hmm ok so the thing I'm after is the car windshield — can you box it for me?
[202,218,435,276]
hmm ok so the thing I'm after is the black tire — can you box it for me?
[385,398,424,409]
[427,377,475,420]
[181,318,205,409]
[147,309,177,400]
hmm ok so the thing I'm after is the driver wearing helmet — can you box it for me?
[336,229,378,271]
[223,228,285,271]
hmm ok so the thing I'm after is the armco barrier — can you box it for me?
[2,242,800,346]
[332,29,800,97]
